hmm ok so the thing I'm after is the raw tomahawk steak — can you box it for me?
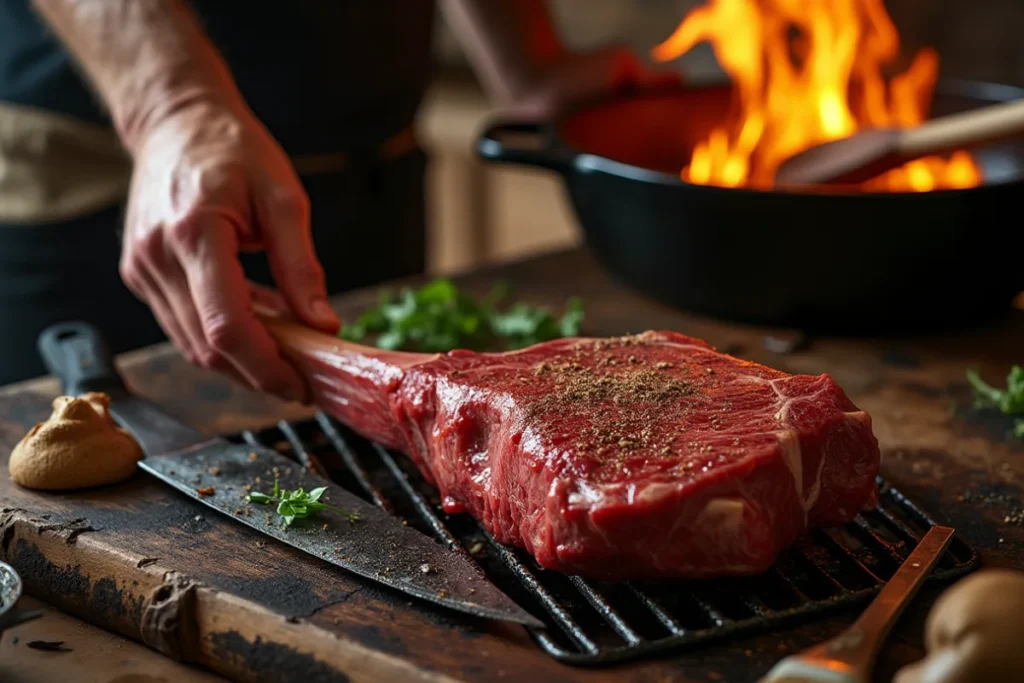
[270,324,880,580]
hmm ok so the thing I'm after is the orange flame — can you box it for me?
[651,0,982,191]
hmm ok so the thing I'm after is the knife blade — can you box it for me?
[37,321,543,629]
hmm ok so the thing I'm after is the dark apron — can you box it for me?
[0,0,435,385]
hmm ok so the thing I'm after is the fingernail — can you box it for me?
[311,299,339,327]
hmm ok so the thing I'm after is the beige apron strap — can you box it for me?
[0,102,419,225]
[0,103,131,225]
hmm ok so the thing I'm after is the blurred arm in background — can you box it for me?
[441,0,682,117]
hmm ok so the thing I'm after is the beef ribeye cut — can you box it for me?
[268,323,880,580]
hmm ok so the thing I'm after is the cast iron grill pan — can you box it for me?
[226,413,979,666]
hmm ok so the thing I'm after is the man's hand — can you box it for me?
[32,0,337,402]
[120,101,338,403]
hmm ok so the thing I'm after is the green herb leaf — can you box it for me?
[376,330,406,350]
[338,324,366,342]
[1005,366,1024,413]
[967,369,1006,408]
[247,479,359,527]
[559,297,585,338]
[337,279,585,353]
[417,279,458,304]
[967,366,1024,439]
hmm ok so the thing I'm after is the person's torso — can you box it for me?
[0,0,437,224]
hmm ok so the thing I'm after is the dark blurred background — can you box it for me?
[433,1,1024,88]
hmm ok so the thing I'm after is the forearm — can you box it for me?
[440,0,567,103]
[31,0,244,152]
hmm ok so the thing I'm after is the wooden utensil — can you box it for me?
[774,98,1024,186]
[757,525,955,683]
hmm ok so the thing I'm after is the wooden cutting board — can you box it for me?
[0,596,228,683]
[2,249,1022,683]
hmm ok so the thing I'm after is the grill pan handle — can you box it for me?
[38,321,126,396]
[476,120,573,173]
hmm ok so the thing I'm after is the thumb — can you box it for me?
[255,184,340,333]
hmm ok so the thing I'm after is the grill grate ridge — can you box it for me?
[232,412,980,666]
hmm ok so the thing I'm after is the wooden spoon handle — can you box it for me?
[898,98,1024,158]
[803,526,955,674]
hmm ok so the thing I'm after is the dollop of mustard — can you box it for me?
[9,392,142,490]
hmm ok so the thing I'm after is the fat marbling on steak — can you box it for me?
[277,328,880,580]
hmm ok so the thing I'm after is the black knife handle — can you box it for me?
[38,321,127,396]
[37,321,206,455]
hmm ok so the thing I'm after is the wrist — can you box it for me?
[114,70,246,155]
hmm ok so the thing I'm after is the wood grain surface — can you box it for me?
[0,596,227,683]
[2,248,1022,683]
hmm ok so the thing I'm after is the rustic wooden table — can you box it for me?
[1,248,1022,683]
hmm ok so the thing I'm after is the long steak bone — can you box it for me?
[261,317,880,580]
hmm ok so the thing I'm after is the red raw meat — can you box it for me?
[271,324,880,580]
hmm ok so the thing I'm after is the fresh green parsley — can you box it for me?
[338,278,584,352]
[247,479,359,527]
[966,365,1024,438]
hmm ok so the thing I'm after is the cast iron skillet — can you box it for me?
[476,79,1024,335]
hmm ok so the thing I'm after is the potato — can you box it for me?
[893,569,1024,683]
